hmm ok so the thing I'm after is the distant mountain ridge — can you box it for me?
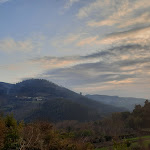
[86,94,147,111]
[0,79,126,122]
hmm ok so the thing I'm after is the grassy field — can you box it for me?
[95,135,150,150]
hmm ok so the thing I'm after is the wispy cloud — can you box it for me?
[0,38,34,53]
[79,0,150,29]
[118,12,150,28]
[88,11,150,28]
[99,26,150,45]
[67,26,150,48]
[0,0,10,4]
[77,0,110,19]
[77,36,99,46]
[0,35,45,53]
[64,0,80,9]
[31,52,103,70]
[32,40,150,98]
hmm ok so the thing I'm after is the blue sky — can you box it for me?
[0,0,150,98]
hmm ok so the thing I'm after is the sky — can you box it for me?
[0,0,150,98]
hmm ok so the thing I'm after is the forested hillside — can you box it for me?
[0,79,125,122]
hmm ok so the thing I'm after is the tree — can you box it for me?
[3,114,20,150]
[0,117,6,149]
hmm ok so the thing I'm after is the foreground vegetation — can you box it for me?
[0,100,150,150]
[0,114,94,150]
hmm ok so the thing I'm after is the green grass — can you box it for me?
[127,135,150,141]
[95,135,150,150]
[130,136,150,148]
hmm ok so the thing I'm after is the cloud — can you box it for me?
[51,33,102,55]
[51,33,81,49]
[41,62,136,88]
[88,19,116,27]
[63,34,81,45]
[64,0,80,9]
[31,52,105,70]
[31,56,82,69]
[77,0,111,19]
[52,12,150,53]
[100,26,150,45]
[0,38,34,53]
[84,0,150,29]
[33,41,150,92]
[55,25,150,50]
[86,0,129,26]
[118,12,150,28]
[0,35,45,53]
[32,42,150,71]
[88,11,150,28]
[0,0,10,4]
[77,36,99,46]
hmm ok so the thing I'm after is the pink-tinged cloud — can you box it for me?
[77,36,99,46]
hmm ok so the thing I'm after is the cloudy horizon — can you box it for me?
[0,0,150,98]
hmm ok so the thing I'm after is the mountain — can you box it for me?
[0,79,125,122]
[0,82,12,95]
[86,94,147,111]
